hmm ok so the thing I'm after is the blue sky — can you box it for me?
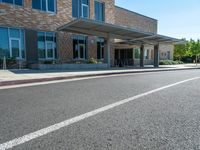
[115,0,200,40]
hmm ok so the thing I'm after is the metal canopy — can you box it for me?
[58,18,183,45]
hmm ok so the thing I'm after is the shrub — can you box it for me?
[87,58,98,64]
[75,61,81,64]
[43,60,53,64]
[159,60,184,65]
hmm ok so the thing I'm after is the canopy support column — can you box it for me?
[154,44,159,68]
[106,34,111,68]
[140,45,144,67]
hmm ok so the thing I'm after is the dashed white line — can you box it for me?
[0,76,199,150]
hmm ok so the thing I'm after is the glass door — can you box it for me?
[100,45,104,59]
[78,44,85,59]
[10,38,21,59]
[46,42,54,59]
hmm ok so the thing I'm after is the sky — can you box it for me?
[115,0,200,40]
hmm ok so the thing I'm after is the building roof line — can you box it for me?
[115,6,158,22]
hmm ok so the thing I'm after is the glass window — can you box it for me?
[1,0,23,6]
[95,1,105,21]
[82,4,89,18]
[11,39,20,58]
[46,32,54,41]
[41,0,47,11]
[73,35,87,59]
[2,0,13,4]
[0,27,25,59]
[72,0,89,18]
[46,42,54,59]
[48,0,55,12]
[10,28,20,38]
[38,32,46,59]
[82,0,88,5]
[0,27,9,58]
[15,0,23,5]
[20,30,25,59]
[32,0,56,13]
[144,49,150,59]
[72,0,79,18]
[134,48,140,59]
[37,32,56,59]
[32,0,41,9]
[97,38,104,59]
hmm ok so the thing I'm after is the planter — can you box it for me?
[35,63,108,70]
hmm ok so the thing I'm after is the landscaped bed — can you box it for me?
[159,60,184,65]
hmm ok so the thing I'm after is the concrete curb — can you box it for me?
[0,67,199,87]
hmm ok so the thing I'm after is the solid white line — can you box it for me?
[0,71,161,90]
[0,76,199,150]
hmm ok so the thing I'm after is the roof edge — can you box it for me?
[115,6,158,22]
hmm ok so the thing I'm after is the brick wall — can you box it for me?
[114,6,157,34]
[0,0,116,62]
[0,0,166,65]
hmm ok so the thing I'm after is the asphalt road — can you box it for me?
[0,70,200,150]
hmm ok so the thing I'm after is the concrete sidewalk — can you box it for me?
[0,64,199,86]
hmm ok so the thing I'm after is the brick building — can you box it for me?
[0,0,181,69]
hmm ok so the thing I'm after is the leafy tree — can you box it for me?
[174,43,187,60]
[174,39,200,62]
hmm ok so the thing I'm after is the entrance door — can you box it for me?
[46,42,54,59]
[115,49,134,67]
[78,44,85,59]
[10,38,21,59]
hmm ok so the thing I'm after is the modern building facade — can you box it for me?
[0,0,180,69]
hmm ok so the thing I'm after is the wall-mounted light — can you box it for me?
[91,39,95,44]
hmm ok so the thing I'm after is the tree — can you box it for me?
[174,39,200,63]
[174,43,187,61]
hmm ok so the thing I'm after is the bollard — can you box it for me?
[3,56,6,70]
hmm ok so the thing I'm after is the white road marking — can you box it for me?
[0,76,199,150]
[0,71,161,90]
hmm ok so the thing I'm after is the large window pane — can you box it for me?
[2,0,23,5]
[73,35,87,59]
[20,30,25,59]
[95,1,105,21]
[38,42,45,59]
[48,0,55,12]
[0,27,9,58]
[32,0,41,9]
[38,32,45,41]
[46,42,54,58]
[10,28,20,38]
[15,0,23,5]
[82,0,88,5]
[95,2,99,20]
[97,38,104,59]
[72,0,79,18]
[82,5,88,18]
[135,48,140,59]
[41,0,46,11]
[37,32,56,59]
[32,0,56,13]
[11,39,20,58]
[2,0,13,4]
[38,32,45,59]
[72,0,89,18]
[46,32,54,41]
